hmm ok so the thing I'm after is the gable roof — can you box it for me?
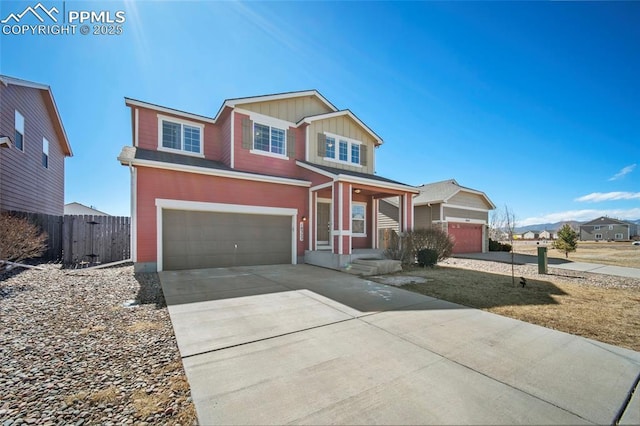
[297,109,383,145]
[213,89,338,121]
[0,75,73,156]
[581,216,632,227]
[414,179,496,209]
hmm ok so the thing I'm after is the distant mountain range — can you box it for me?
[514,219,640,234]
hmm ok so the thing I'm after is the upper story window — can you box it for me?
[254,123,286,156]
[322,132,365,167]
[241,112,293,159]
[608,225,614,230]
[42,138,49,168]
[158,115,204,156]
[15,110,24,151]
[594,226,601,230]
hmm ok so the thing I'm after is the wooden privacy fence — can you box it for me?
[5,211,130,265]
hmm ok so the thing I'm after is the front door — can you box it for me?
[316,201,331,249]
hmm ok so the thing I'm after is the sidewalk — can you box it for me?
[455,252,640,279]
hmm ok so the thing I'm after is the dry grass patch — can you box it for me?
[64,390,89,405]
[88,385,120,404]
[513,240,640,268]
[127,320,161,333]
[78,325,107,335]
[132,388,164,418]
[391,266,640,351]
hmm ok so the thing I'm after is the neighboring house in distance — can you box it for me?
[379,179,496,253]
[523,231,540,240]
[119,90,419,272]
[580,217,638,241]
[64,202,111,216]
[538,230,556,240]
[0,75,73,215]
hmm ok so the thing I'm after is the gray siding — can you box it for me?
[0,83,66,215]
[580,224,630,241]
[378,199,399,232]
[414,205,434,228]
[449,191,491,209]
[443,207,488,222]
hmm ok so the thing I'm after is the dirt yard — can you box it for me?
[512,240,640,268]
[372,258,640,352]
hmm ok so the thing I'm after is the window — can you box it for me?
[615,233,623,240]
[339,140,348,161]
[14,110,24,151]
[323,132,363,166]
[351,144,360,164]
[608,225,614,230]
[595,233,603,240]
[158,116,203,155]
[325,136,335,159]
[352,203,366,235]
[254,123,286,156]
[594,226,601,230]
[42,138,49,168]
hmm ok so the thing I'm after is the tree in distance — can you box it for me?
[553,223,578,258]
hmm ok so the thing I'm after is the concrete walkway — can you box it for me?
[160,265,640,425]
[456,252,640,279]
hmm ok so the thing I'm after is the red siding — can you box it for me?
[136,107,222,162]
[0,84,66,215]
[135,167,308,263]
[232,112,302,179]
[218,107,232,167]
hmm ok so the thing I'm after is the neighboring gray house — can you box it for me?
[0,75,73,215]
[579,217,638,241]
[523,230,540,240]
[379,179,495,253]
[64,202,111,216]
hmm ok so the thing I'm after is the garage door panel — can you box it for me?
[163,210,292,270]
[448,223,482,254]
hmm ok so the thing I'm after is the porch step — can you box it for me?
[345,259,403,276]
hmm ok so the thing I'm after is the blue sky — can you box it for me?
[1,1,638,226]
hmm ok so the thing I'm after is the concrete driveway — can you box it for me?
[160,264,640,425]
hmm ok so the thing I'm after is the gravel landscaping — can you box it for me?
[441,257,640,289]
[0,264,197,425]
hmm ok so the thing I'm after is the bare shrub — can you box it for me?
[0,213,47,262]
[384,228,454,265]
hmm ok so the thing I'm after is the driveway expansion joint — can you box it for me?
[614,371,640,425]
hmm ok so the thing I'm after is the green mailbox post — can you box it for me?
[538,246,548,274]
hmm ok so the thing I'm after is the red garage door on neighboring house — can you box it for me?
[448,223,483,253]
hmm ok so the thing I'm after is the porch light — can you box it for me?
[302,216,307,221]
[354,188,361,194]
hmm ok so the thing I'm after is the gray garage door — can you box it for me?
[162,210,292,270]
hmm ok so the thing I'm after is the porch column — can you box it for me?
[399,193,414,232]
[333,181,351,255]
[372,198,379,249]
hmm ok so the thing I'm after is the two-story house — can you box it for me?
[580,217,638,241]
[0,75,73,216]
[119,90,418,272]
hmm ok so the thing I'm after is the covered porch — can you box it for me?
[298,162,419,271]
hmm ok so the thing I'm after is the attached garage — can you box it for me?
[157,200,297,271]
[448,223,483,254]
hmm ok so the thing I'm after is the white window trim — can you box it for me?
[15,110,25,152]
[42,137,49,169]
[157,114,205,157]
[323,132,363,167]
[594,226,601,230]
[251,122,289,159]
[614,233,623,239]
[595,233,603,240]
[351,201,367,237]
